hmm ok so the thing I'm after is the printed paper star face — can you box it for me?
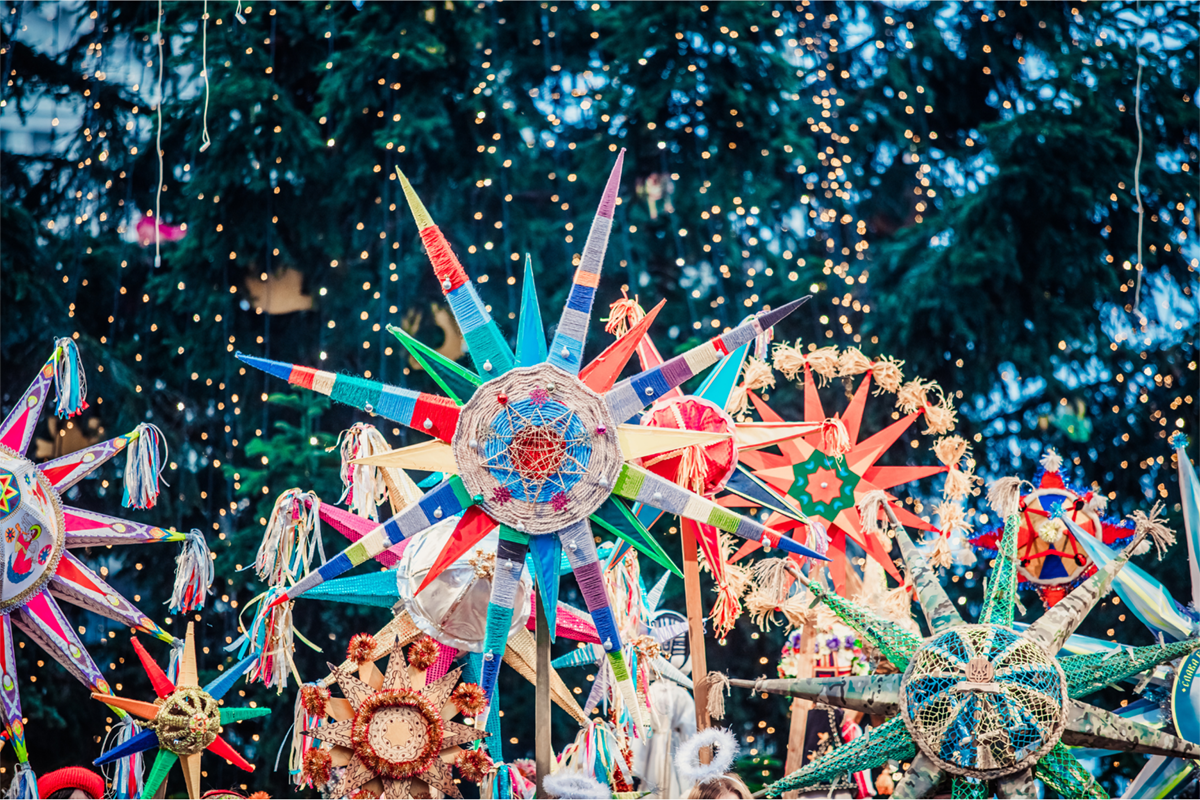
[238,151,822,728]
[308,635,488,799]
[744,507,1200,799]
[0,341,182,767]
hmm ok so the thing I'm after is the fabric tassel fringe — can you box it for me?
[1128,501,1176,560]
[726,357,775,418]
[244,590,299,691]
[256,489,323,588]
[987,477,1024,520]
[4,763,37,800]
[603,290,646,337]
[856,489,891,539]
[167,637,184,684]
[52,337,88,418]
[100,716,145,799]
[122,423,168,509]
[168,528,213,614]
[332,423,393,521]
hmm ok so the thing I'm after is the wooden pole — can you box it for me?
[535,597,552,796]
[681,520,712,737]
[781,618,816,800]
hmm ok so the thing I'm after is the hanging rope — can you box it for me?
[1131,0,1146,320]
[199,0,211,152]
[153,0,164,268]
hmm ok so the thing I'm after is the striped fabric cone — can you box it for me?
[397,168,516,377]
[610,463,827,560]
[476,527,530,725]
[235,352,460,442]
[606,296,809,423]
[548,150,624,374]
[557,520,644,729]
[271,477,476,607]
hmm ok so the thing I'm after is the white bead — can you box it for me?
[434,506,443,519]
[484,652,495,661]
[423,418,433,430]
[652,492,662,502]
[441,278,451,290]
[470,439,479,450]
[644,387,655,396]
[561,346,571,358]
[516,522,526,531]
[598,477,609,488]
[483,360,493,372]
[364,402,374,413]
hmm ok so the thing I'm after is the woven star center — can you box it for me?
[509,426,566,481]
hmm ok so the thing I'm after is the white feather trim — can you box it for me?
[675,727,739,787]
[542,770,611,799]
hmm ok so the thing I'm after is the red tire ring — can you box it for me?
[350,688,444,780]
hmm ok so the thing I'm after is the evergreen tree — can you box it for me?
[1,2,1194,794]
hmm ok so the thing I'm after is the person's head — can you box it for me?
[686,774,753,799]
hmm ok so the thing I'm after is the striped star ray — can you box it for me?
[398,169,516,377]
[235,352,460,443]
[269,477,477,607]
[547,150,624,374]
[605,297,809,423]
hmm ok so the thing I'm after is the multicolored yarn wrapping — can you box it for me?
[52,337,88,418]
[121,423,168,509]
[398,168,516,377]
[548,150,623,373]
[167,528,213,614]
[234,351,462,443]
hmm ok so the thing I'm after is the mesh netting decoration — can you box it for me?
[900,624,1066,780]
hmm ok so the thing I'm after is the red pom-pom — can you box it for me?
[302,748,333,787]
[456,748,493,783]
[346,633,377,665]
[408,635,439,671]
[450,682,486,716]
[300,684,330,717]
[348,790,378,800]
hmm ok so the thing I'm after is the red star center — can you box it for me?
[806,466,844,505]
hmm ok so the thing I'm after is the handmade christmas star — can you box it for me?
[969,448,1134,607]
[92,623,269,799]
[740,485,1200,799]
[729,344,965,594]
[301,632,490,799]
[236,151,824,727]
[0,339,187,776]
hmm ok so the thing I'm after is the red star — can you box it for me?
[806,466,843,505]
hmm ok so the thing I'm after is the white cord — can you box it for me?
[154,0,164,268]
[200,0,211,152]
[1131,1,1146,324]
